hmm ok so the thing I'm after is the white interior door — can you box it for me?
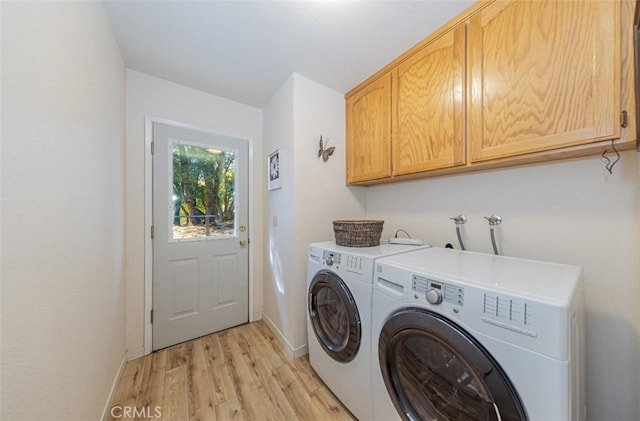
[152,122,249,350]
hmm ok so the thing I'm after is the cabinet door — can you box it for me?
[468,0,620,162]
[346,73,391,184]
[393,25,466,175]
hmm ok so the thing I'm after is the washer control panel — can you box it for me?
[412,275,464,307]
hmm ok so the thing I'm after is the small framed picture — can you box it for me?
[268,149,282,190]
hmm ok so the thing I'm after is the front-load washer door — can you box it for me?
[308,270,361,363]
[379,308,527,421]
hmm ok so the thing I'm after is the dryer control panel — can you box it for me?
[321,250,367,275]
[322,250,341,266]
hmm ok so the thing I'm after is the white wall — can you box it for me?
[1,2,127,419]
[291,74,367,349]
[125,70,264,355]
[263,75,296,349]
[262,73,366,356]
[365,152,640,420]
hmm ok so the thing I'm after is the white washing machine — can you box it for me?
[371,247,585,421]
[307,241,430,421]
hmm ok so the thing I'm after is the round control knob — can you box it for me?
[325,257,334,266]
[426,288,443,305]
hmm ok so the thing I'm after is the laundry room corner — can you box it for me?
[262,73,366,358]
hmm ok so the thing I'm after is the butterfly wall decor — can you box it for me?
[318,135,335,162]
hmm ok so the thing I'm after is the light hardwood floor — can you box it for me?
[107,321,357,420]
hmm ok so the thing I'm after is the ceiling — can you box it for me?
[103,0,475,108]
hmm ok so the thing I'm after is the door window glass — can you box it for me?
[309,271,361,363]
[169,140,237,241]
[390,333,497,420]
[315,286,349,348]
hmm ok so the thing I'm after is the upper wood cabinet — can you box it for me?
[392,25,466,175]
[468,0,620,162]
[346,73,391,184]
[345,0,635,185]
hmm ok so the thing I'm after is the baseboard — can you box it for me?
[126,346,145,361]
[261,313,308,359]
[252,311,263,322]
[261,313,294,358]
[292,343,309,359]
[100,352,127,421]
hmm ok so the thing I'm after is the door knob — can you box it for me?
[239,239,248,246]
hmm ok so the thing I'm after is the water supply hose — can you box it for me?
[456,225,466,251]
[484,214,503,255]
[450,214,467,250]
[490,225,499,255]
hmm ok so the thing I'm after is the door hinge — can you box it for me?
[151,141,155,155]
[150,309,154,324]
[151,225,154,239]
[621,110,628,128]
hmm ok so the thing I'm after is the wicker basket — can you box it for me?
[333,220,384,247]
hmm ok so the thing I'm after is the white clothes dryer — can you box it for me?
[307,241,430,421]
[371,247,585,421]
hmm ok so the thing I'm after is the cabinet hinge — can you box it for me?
[150,309,154,324]
[151,141,155,155]
[621,110,628,128]
[151,225,154,239]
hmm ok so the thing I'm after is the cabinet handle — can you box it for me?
[621,110,628,128]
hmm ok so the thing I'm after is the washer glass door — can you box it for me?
[308,270,361,362]
[379,308,527,421]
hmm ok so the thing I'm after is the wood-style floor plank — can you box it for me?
[188,340,218,421]
[203,334,237,404]
[137,350,167,421]
[215,397,245,421]
[162,366,189,420]
[108,320,356,420]
[245,352,298,420]
[218,330,271,421]
[110,356,145,410]
[272,364,330,420]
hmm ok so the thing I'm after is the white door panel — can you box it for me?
[152,123,249,350]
